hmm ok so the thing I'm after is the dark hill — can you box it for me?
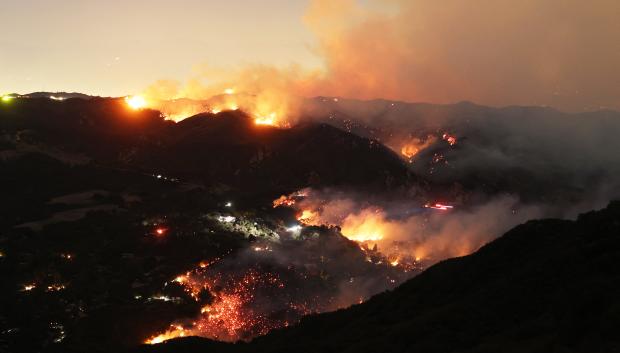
[138,201,620,353]
[0,98,414,195]
[134,111,412,193]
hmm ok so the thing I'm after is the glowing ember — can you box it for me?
[442,133,457,146]
[147,267,316,344]
[46,284,66,292]
[125,95,147,110]
[425,203,454,211]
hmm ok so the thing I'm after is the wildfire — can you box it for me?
[145,325,187,344]
[296,210,317,225]
[125,95,147,110]
[147,265,314,344]
[273,195,296,208]
[254,112,277,126]
[399,135,437,160]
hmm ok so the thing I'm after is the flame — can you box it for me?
[399,136,437,160]
[125,95,147,110]
[340,209,388,242]
[254,112,277,126]
[297,210,317,225]
[145,325,187,344]
[273,195,296,208]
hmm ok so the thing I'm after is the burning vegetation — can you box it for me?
[124,87,293,127]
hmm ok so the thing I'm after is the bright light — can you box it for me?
[1,95,14,103]
[218,215,236,223]
[225,202,233,208]
[125,95,147,110]
[22,284,36,291]
[49,96,65,101]
[425,203,454,211]
[286,225,302,233]
[255,113,277,126]
[224,88,235,95]
[155,227,167,236]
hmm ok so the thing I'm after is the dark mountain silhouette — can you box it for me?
[132,111,413,193]
[136,201,620,353]
[0,98,414,195]
[20,92,97,100]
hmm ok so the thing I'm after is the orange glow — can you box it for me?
[273,195,296,208]
[399,136,437,160]
[340,209,387,242]
[254,112,277,126]
[155,227,167,236]
[145,325,187,344]
[296,209,317,225]
[125,95,147,110]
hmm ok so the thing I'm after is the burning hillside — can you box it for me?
[125,87,294,127]
[142,213,421,344]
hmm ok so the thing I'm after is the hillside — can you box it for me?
[139,201,620,353]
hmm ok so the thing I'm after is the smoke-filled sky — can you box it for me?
[2,0,620,111]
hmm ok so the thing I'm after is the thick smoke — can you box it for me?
[288,189,542,261]
[144,0,620,113]
[303,0,620,111]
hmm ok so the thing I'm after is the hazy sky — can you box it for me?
[2,0,619,111]
[1,0,317,96]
